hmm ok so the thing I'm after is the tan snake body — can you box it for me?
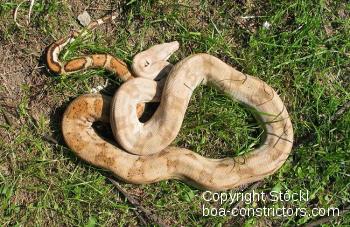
[48,13,294,191]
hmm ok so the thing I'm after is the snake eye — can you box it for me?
[144,60,150,67]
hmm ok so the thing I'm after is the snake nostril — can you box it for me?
[144,60,150,67]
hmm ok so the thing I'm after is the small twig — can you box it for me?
[240,16,258,19]
[2,111,13,127]
[330,100,350,124]
[232,181,264,210]
[304,206,349,227]
[109,179,148,226]
[224,181,264,226]
[108,178,169,227]
[42,134,58,144]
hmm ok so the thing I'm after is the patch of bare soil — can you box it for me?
[0,0,121,140]
[0,25,49,137]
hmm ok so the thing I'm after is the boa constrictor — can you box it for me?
[47,13,293,191]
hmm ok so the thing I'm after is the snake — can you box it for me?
[46,13,294,191]
[46,11,131,81]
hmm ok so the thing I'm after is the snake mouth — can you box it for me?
[150,41,180,62]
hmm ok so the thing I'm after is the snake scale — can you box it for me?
[46,12,293,191]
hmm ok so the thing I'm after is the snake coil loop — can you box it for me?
[47,12,293,191]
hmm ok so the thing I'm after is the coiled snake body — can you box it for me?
[47,14,293,191]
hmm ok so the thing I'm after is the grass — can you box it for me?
[0,0,349,226]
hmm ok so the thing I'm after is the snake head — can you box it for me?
[132,41,179,80]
